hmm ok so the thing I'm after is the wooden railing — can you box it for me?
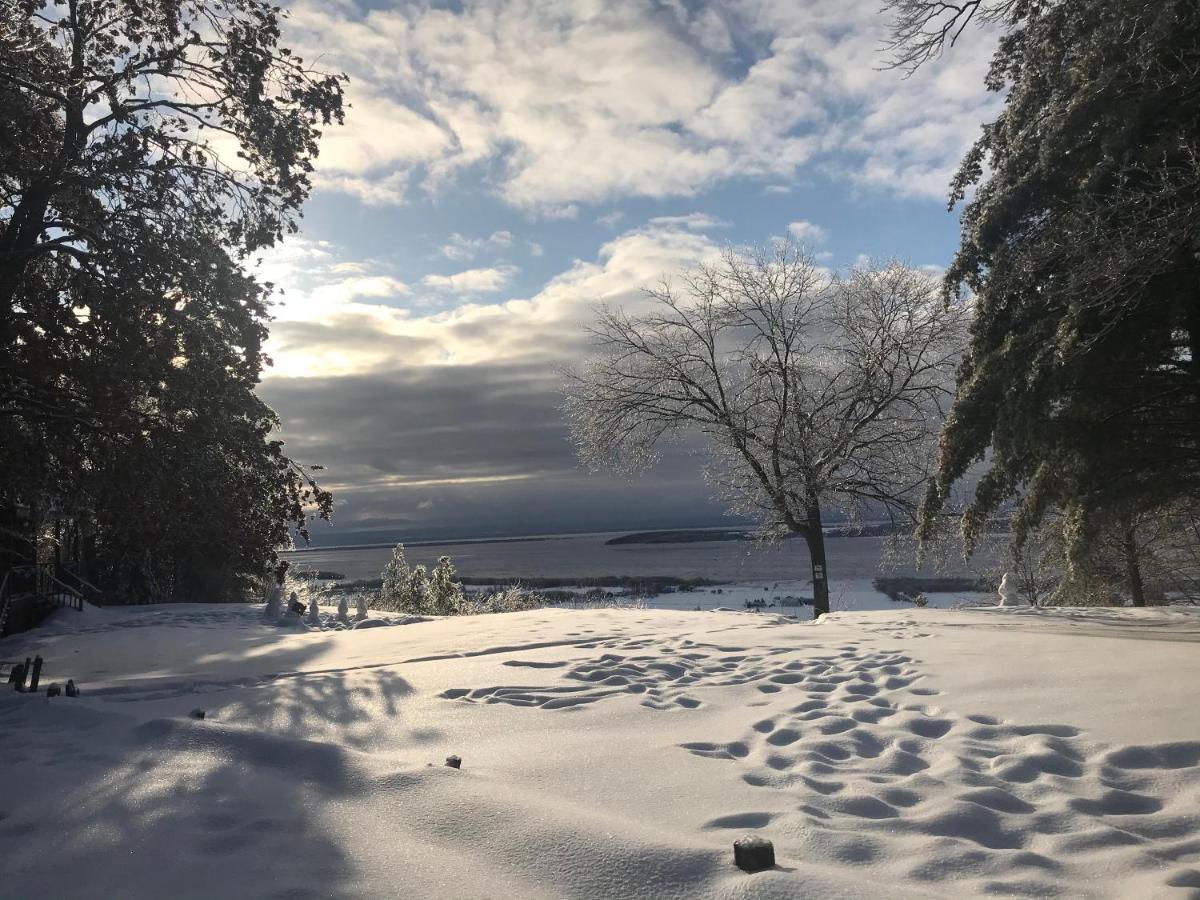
[0,570,12,639]
[0,564,88,638]
[52,567,103,607]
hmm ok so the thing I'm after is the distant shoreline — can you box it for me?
[283,533,577,555]
[286,523,907,556]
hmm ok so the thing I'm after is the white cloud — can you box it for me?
[422,265,518,293]
[260,222,720,378]
[314,170,410,206]
[647,213,730,231]
[440,230,515,261]
[283,0,997,209]
[316,89,450,175]
[787,219,828,243]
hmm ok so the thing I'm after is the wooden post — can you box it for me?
[29,655,42,691]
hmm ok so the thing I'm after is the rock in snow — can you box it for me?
[733,834,775,873]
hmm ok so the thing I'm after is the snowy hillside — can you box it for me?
[2,603,1199,898]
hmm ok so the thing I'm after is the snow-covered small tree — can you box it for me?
[336,595,350,625]
[355,594,369,622]
[306,596,321,626]
[379,544,411,612]
[405,565,429,615]
[428,556,465,615]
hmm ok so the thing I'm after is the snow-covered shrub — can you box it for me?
[336,595,350,625]
[476,585,544,614]
[375,544,535,616]
[262,580,283,620]
[378,545,463,615]
[306,596,321,625]
[374,547,435,615]
[355,594,369,622]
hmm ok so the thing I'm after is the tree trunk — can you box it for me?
[804,504,830,618]
[1124,526,1146,607]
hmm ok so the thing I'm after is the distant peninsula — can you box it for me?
[605,529,753,545]
[606,522,908,545]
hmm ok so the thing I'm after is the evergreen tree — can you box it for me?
[405,565,429,616]
[911,0,1200,601]
[380,544,412,612]
[427,556,465,615]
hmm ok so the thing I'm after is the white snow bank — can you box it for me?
[1,604,1198,898]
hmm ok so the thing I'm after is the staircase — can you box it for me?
[0,564,91,638]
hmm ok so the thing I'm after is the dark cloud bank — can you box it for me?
[260,363,741,546]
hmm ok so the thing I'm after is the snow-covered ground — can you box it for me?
[2,602,1199,898]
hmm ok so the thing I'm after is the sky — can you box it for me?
[253,0,999,546]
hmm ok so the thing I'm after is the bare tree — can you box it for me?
[880,0,1024,74]
[1059,498,1200,607]
[564,243,967,616]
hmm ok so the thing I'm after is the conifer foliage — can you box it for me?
[907,0,1200,601]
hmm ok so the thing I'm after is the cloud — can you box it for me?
[259,361,728,540]
[647,213,730,231]
[282,0,998,209]
[258,220,721,378]
[787,219,828,243]
[439,231,515,261]
[314,171,411,206]
[422,265,519,293]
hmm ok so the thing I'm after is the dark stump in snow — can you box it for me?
[445,755,462,769]
[46,683,61,697]
[65,679,78,697]
[189,708,206,720]
[733,835,775,873]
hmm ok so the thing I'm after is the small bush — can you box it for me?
[474,585,545,614]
